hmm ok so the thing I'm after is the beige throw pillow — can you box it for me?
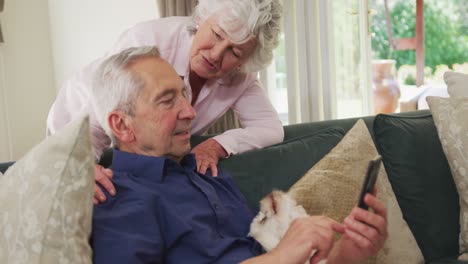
[288,119,423,264]
[0,116,94,264]
[445,71,468,98]
[427,96,468,255]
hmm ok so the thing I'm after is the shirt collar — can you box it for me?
[110,149,197,182]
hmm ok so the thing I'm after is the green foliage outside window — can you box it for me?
[370,0,468,73]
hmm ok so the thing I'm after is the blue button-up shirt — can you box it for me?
[92,149,261,263]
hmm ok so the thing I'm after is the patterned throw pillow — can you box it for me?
[219,127,344,208]
[0,116,94,263]
[288,119,423,264]
[445,71,468,98]
[427,96,468,254]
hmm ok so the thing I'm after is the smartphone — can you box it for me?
[357,155,382,210]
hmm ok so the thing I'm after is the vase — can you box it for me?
[372,59,401,114]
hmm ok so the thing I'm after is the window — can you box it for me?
[332,0,373,118]
[261,0,372,124]
[262,0,467,123]
[370,0,468,110]
[260,32,289,124]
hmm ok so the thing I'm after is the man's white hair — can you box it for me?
[189,0,283,73]
[91,46,161,147]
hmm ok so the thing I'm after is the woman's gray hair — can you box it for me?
[189,0,283,73]
[92,46,161,146]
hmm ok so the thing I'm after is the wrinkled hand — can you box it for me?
[93,164,115,205]
[191,139,228,176]
[270,216,345,264]
[328,189,388,264]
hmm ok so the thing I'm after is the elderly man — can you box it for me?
[91,46,388,264]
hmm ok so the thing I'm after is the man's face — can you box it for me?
[126,57,196,161]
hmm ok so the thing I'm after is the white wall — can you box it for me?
[0,49,12,161]
[48,0,158,89]
[0,0,158,161]
[0,0,56,161]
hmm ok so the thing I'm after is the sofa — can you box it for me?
[0,109,465,263]
[196,109,465,264]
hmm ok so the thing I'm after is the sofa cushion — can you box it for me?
[427,96,468,255]
[219,127,345,208]
[445,71,468,98]
[288,119,423,263]
[0,116,94,263]
[374,112,460,261]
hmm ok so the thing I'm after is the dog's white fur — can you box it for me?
[249,190,308,251]
[249,190,327,264]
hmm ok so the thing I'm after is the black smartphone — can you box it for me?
[357,155,382,210]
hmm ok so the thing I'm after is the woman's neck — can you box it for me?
[189,71,207,105]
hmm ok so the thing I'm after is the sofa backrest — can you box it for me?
[373,111,460,261]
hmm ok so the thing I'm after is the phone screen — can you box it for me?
[357,155,382,210]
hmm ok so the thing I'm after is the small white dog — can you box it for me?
[249,190,308,251]
[249,190,326,264]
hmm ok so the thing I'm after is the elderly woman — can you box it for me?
[47,0,284,203]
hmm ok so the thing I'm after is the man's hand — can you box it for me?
[328,189,388,264]
[191,139,228,177]
[93,164,115,205]
[269,216,345,264]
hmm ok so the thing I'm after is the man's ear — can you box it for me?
[108,111,135,144]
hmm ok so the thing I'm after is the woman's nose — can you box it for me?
[211,41,229,63]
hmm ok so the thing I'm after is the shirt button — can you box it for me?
[213,203,219,210]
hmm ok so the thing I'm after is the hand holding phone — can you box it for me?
[357,155,382,210]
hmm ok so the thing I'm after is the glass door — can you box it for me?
[332,0,373,118]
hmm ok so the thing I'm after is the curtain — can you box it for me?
[272,0,372,123]
[0,0,4,43]
[157,0,198,17]
[156,0,241,134]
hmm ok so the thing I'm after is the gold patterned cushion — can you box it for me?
[288,119,423,264]
[0,116,94,263]
[427,96,468,254]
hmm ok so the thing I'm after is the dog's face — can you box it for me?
[249,190,308,251]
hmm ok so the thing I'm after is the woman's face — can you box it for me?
[189,17,257,80]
